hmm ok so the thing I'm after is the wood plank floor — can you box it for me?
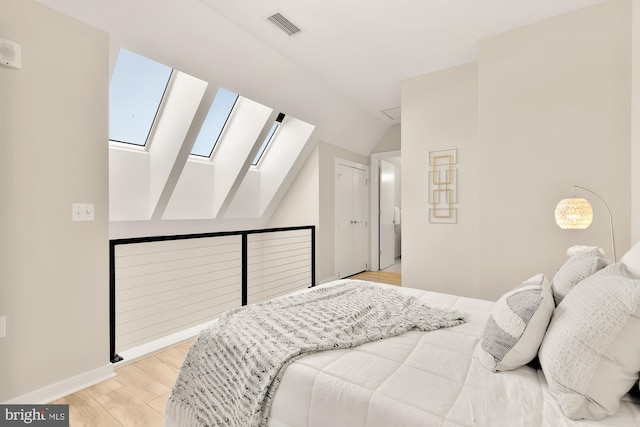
[51,341,192,427]
[348,270,401,286]
[52,270,401,426]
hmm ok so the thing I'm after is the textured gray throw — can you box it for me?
[165,281,465,427]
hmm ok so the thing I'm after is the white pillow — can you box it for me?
[478,274,555,372]
[539,263,640,420]
[566,245,604,257]
[551,249,610,305]
[620,241,640,278]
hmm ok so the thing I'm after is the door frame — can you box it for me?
[334,158,370,279]
[370,150,401,271]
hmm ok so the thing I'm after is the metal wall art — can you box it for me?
[428,148,457,224]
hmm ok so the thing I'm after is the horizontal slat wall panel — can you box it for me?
[110,226,315,363]
[247,229,312,305]
[114,235,242,354]
[116,259,239,294]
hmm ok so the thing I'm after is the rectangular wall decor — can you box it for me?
[428,148,457,224]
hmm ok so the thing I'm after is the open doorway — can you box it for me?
[370,151,401,272]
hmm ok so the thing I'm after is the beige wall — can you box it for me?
[270,141,368,283]
[318,142,369,282]
[267,145,321,281]
[0,0,110,401]
[633,0,640,244]
[401,63,480,297]
[478,0,631,300]
[402,0,631,301]
[267,146,320,229]
[372,124,401,153]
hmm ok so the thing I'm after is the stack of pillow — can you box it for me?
[477,243,640,421]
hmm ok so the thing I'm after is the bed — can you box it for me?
[164,244,640,427]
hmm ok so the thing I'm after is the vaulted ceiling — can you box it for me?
[36,0,605,155]
[29,0,609,232]
[198,0,606,122]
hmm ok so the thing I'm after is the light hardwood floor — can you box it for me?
[51,340,192,426]
[348,270,401,286]
[52,270,400,426]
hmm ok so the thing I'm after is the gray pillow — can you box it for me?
[478,274,554,372]
[539,263,640,420]
[551,249,610,305]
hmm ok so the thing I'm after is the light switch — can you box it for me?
[0,316,6,338]
[72,203,95,221]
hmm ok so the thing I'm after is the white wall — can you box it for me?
[0,0,110,402]
[148,72,208,216]
[402,0,632,301]
[256,117,316,216]
[162,97,273,220]
[109,148,149,220]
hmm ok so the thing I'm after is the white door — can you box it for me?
[379,160,395,270]
[352,166,368,274]
[336,162,369,278]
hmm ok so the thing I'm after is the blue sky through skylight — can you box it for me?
[252,122,279,166]
[109,49,173,146]
[191,88,239,157]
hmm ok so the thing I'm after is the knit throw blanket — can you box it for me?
[165,281,465,427]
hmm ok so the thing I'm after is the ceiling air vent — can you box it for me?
[266,12,302,36]
[382,107,401,121]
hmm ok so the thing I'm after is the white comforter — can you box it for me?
[267,283,640,427]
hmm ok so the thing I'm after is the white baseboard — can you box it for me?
[3,364,114,404]
[115,320,217,367]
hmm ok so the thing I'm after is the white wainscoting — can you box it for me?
[247,229,313,304]
[114,235,242,354]
[111,227,315,361]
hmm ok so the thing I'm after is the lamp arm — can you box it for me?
[573,185,616,262]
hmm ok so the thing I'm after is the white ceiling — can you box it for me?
[33,0,605,150]
[197,0,605,121]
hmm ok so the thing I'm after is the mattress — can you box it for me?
[266,283,640,427]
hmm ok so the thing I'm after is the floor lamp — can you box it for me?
[554,185,616,262]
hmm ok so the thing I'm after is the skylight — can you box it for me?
[109,49,173,146]
[252,113,285,166]
[191,88,239,157]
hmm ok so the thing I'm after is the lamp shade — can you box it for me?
[555,198,593,229]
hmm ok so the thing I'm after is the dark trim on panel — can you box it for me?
[110,230,239,246]
[109,241,123,363]
[109,225,315,363]
[109,225,315,246]
[241,233,248,306]
[310,226,316,288]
